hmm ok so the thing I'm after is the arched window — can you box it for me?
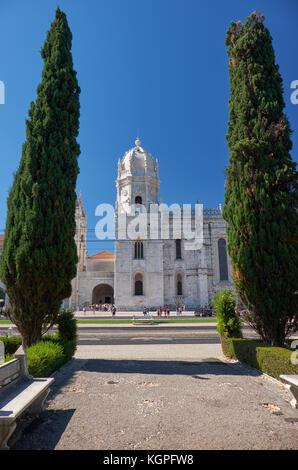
[218,238,229,281]
[135,195,142,205]
[135,273,143,295]
[176,273,183,295]
[134,241,144,259]
[175,239,182,259]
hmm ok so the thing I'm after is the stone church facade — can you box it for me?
[69,138,234,311]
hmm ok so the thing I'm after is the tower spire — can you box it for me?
[135,136,141,148]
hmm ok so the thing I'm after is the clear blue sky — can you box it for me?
[0,0,297,254]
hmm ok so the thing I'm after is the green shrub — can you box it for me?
[4,355,15,363]
[61,339,77,361]
[256,346,298,380]
[56,310,77,342]
[42,332,76,360]
[1,335,76,378]
[27,341,65,377]
[0,336,22,356]
[0,313,77,377]
[41,333,59,342]
[221,336,298,381]
[26,335,77,377]
[212,289,242,338]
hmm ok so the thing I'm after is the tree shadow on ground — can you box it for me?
[10,409,75,450]
[80,358,263,377]
[46,357,263,402]
[9,358,263,450]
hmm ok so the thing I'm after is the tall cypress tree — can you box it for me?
[0,8,80,347]
[223,11,298,347]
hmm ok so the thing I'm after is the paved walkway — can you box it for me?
[12,341,298,450]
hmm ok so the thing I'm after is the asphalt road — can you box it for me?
[0,323,259,345]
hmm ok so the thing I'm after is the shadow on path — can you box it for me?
[46,357,263,402]
[11,358,264,450]
[79,358,263,376]
[11,409,75,450]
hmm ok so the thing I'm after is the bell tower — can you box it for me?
[116,137,160,215]
[114,138,164,311]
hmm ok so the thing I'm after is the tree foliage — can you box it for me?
[213,289,242,339]
[223,11,298,346]
[0,8,80,347]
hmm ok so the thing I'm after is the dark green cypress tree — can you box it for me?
[0,8,80,347]
[223,11,298,347]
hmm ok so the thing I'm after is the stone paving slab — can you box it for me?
[74,343,225,360]
[11,344,298,451]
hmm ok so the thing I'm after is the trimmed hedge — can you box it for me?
[220,334,298,381]
[26,341,65,377]
[41,333,77,363]
[1,311,78,376]
[27,334,77,377]
[3,336,77,376]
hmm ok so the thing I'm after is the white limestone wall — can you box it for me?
[77,271,114,307]
[204,216,235,305]
[163,239,200,308]
[114,212,236,310]
[115,239,164,310]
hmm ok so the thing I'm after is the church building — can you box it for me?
[69,138,234,311]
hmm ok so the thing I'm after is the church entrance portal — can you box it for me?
[92,284,114,304]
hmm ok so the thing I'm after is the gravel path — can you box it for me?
[11,345,298,450]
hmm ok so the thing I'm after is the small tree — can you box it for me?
[223,11,298,347]
[213,289,242,339]
[56,310,77,343]
[0,8,80,347]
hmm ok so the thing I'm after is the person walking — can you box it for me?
[112,304,116,317]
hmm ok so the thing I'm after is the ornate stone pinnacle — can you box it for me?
[135,136,141,148]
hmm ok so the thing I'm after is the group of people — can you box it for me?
[82,303,117,316]
[81,303,187,317]
[176,304,186,315]
[142,304,186,317]
[157,306,171,317]
[82,303,112,313]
